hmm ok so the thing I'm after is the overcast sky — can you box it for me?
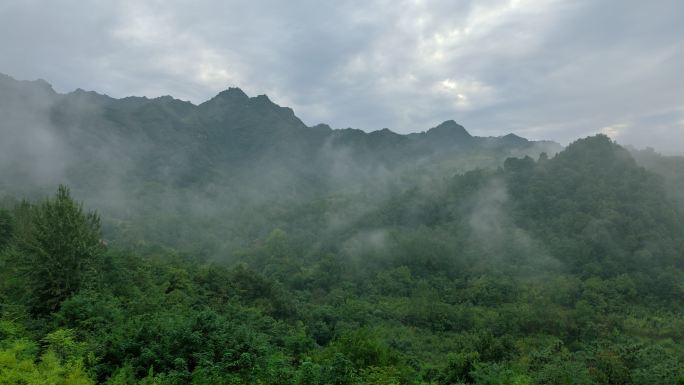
[1,0,682,152]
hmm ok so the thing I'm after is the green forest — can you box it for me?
[2,135,684,384]
[1,75,684,384]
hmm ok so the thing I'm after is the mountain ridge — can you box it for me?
[0,72,562,250]
[0,73,559,147]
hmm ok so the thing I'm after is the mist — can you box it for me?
[2,1,684,383]
[0,73,573,259]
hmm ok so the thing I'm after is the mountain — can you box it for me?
[630,146,684,211]
[2,74,684,384]
[413,119,473,147]
[0,74,559,192]
[0,74,561,250]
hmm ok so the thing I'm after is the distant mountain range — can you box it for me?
[0,73,560,200]
[0,73,580,251]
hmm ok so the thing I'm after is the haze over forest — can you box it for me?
[1,1,684,384]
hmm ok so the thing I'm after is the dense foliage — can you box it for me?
[1,135,683,384]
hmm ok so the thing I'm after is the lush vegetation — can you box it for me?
[1,134,683,384]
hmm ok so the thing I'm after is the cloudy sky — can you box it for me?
[1,0,682,152]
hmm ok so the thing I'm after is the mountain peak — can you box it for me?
[425,120,472,142]
[199,87,250,112]
[502,133,524,139]
[554,134,636,170]
[311,123,333,131]
[32,78,55,93]
[0,73,56,96]
[214,87,248,101]
[499,133,529,146]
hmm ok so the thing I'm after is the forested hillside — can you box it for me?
[0,73,559,256]
[1,74,684,384]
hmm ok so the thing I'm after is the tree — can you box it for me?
[439,352,480,384]
[0,324,94,385]
[0,208,13,251]
[15,185,104,315]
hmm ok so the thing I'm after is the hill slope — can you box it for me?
[1,74,684,384]
[0,73,560,252]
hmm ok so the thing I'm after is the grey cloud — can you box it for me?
[0,0,682,153]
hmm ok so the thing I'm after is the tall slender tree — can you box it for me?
[16,185,104,315]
